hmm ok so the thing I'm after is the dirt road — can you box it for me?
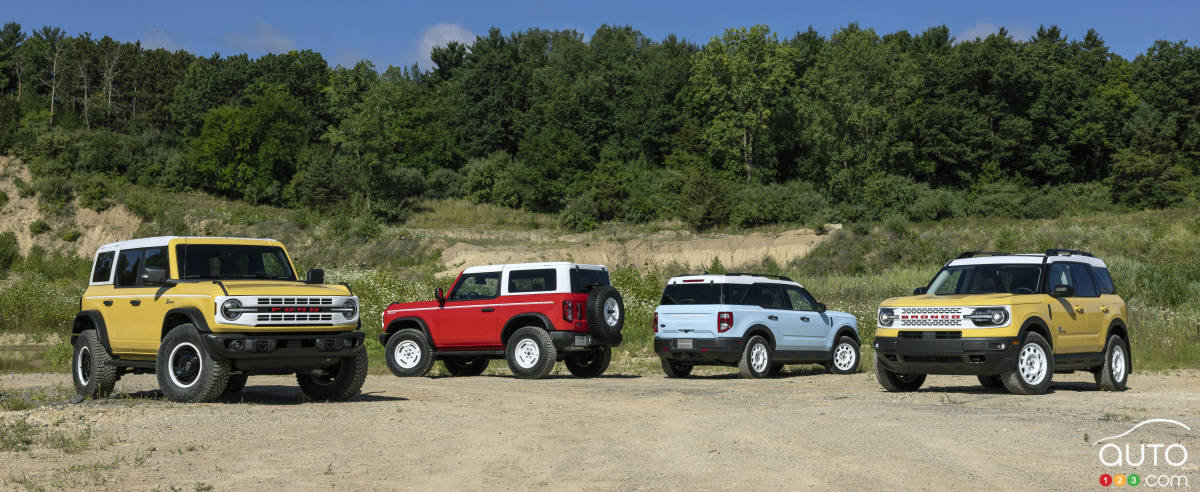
[2,369,1198,490]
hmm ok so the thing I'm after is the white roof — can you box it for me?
[461,262,607,274]
[96,236,280,253]
[666,274,801,287]
[948,253,1106,268]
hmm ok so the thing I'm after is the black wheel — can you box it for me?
[875,354,926,392]
[1001,332,1054,395]
[768,363,785,377]
[977,375,1004,389]
[585,285,624,344]
[1095,334,1129,391]
[72,329,117,399]
[661,358,693,378]
[505,327,557,379]
[564,347,612,378]
[443,357,488,377]
[297,345,368,401]
[156,324,230,403]
[223,374,249,394]
[737,335,772,379]
[385,329,434,377]
[825,336,860,374]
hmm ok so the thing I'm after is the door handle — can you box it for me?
[1073,305,1083,313]
[800,317,810,322]
[130,300,141,306]
[767,315,778,321]
[481,307,495,312]
[103,300,113,307]
[1101,306,1110,313]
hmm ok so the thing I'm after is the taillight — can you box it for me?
[563,300,573,321]
[652,312,658,333]
[717,312,733,333]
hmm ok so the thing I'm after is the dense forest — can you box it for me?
[0,21,1197,230]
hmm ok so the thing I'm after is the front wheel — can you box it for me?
[565,347,612,378]
[72,329,117,399]
[1001,332,1054,395]
[1094,335,1129,391]
[875,354,926,392]
[825,336,860,374]
[156,325,230,403]
[737,335,772,379]
[443,357,488,377]
[297,345,368,401]
[505,327,557,379]
[385,329,434,377]
[661,358,693,378]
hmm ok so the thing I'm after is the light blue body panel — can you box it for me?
[655,304,859,352]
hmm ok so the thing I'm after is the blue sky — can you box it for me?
[4,0,1197,69]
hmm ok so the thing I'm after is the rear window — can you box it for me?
[91,251,114,283]
[1093,267,1116,294]
[508,269,556,293]
[661,284,722,305]
[570,268,610,293]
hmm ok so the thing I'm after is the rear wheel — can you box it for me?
[156,325,230,403]
[977,375,1004,389]
[72,329,117,399]
[297,345,368,401]
[443,357,488,377]
[1001,332,1053,395]
[660,358,693,378]
[738,335,772,379]
[385,329,434,377]
[875,354,926,392]
[825,336,860,374]
[1095,335,1129,391]
[565,347,612,378]
[505,327,557,379]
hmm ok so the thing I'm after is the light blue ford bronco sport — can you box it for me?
[653,273,860,378]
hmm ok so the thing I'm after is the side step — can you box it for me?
[106,358,156,369]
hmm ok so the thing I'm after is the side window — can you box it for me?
[1069,264,1099,297]
[757,284,787,310]
[91,252,115,283]
[784,286,817,311]
[115,249,144,287]
[1047,263,1071,293]
[1093,267,1116,294]
[726,284,751,305]
[140,247,169,285]
[508,269,557,293]
[449,272,501,301]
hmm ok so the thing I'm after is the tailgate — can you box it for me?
[656,305,717,338]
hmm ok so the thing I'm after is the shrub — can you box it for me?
[33,175,73,216]
[74,173,111,211]
[0,190,7,208]
[425,168,464,198]
[57,228,81,242]
[14,178,34,198]
[0,232,17,275]
[560,194,600,232]
[28,220,49,235]
[730,180,831,228]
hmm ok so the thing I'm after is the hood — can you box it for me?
[879,293,1037,308]
[216,280,353,296]
[824,310,857,325]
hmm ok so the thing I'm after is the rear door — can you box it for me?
[439,272,500,347]
[783,285,830,351]
[1066,263,1105,352]
[751,283,795,349]
[1045,262,1088,354]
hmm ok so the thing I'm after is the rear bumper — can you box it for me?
[654,337,744,365]
[549,331,621,351]
[873,335,1018,375]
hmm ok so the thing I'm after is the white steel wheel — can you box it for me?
[75,345,91,386]
[168,342,204,389]
[393,340,422,369]
[514,338,540,369]
[1111,345,1126,382]
[750,343,769,373]
[603,297,620,327]
[833,343,856,371]
[1017,343,1047,386]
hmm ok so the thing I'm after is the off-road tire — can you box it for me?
[297,345,368,401]
[564,346,612,378]
[738,335,773,379]
[505,327,557,379]
[1001,332,1054,395]
[385,329,434,377]
[72,329,117,399]
[977,375,1004,388]
[223,374,249,394]
[875,354,926,392]
[825,336,860,374]
[156,324,230,403]
[443,357,488,377]
[585,285,624,345]
[1095,334,1129,391]
[661,358,693,378]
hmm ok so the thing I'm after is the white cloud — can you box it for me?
[414,22,475,70]
[142,28,182,51]
[956,22,1035,43]
[223,21,297,54]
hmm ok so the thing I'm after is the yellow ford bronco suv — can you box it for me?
[70,236,367,402]
[874,249,1130,395]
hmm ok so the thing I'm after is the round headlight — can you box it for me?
[878,308,895,327]
[991,310,1004,324]
[221,299,242,320]
[342,299,357,320]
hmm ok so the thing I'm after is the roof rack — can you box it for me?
[955,251,1011,259]
[1044,248,1094,257]
[724,272,795,282]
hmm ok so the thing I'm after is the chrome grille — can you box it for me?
[256,314,334,322]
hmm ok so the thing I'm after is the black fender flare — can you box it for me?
[1017,316,1052,348]
[743,324,776,349]
[161,307,211,339]
[501,312,555,345]
[833,326,860,345]
[1105,318,1132,373]
[72,311,112,353]
[382,316,433,346]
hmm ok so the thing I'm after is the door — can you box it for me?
[134,247,173,353]
[1066,263,1105,352]
[106,248,155,353]
[752,284,796,350]
[439,271,501,347]
[1045,263,1089,354]
[783,286,830,351]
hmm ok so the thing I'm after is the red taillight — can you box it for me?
[575,301,583,321]
[563,300,573,321]
[717,312,733,333]
[652,312,658,333]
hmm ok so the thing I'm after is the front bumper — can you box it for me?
[202,331,364,373]
[654,337,744,365]
[873,335,1018,375]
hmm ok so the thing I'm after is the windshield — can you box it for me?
[927,264,1042,295]
[176,244,296,281]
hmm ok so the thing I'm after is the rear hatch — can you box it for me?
[655,283,723,338]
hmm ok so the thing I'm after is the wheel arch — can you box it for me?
[1018,316,1052,348]
[1105,318,1132,374]
[834,325,859,345]
[501,313,554,346]
[72,311,112,353]
[161,307,210,340]
[384,317,433,346]
[743,324,776,349]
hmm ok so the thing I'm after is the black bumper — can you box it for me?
[874,335,1018,375]
[202,331,364,360]
[549,331,622,350]
[655,337,744,365]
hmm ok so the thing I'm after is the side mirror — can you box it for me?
[306,268,325,284]
[1051,284,1074,297]
[817,302,827,313]
[434,287,446,303]
[141,267,169,285]
[913,287,928,295]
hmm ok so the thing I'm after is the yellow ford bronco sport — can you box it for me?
[874,249,1131,395]
[70,237,367,402]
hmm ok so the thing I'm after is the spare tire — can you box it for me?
[585,285,624,345]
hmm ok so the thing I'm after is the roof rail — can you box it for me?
[955,251,1011,259]
[724,272,795,282]
[1044,248,1094,258]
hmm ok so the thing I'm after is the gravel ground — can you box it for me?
[2,368,1198,491]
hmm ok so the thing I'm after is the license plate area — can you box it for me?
[574,335,592,346]
[676,339,693,350]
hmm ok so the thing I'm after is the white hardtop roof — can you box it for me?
[462,262,607,274]
[96,236,281,253]
[949,253,1106,268]
[667,274,801,287]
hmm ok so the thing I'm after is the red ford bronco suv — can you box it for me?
[380,262,624,379]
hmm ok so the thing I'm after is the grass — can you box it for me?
[0,418,38,452]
